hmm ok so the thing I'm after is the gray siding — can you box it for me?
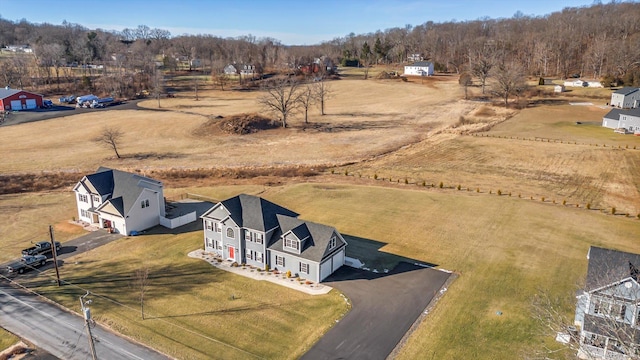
[271,250,319,283]
[244,229,266,268]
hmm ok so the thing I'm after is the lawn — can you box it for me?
[0,192,86,263]
[0,328,19,352]
[161,183,640,360]
[14,222,348,360]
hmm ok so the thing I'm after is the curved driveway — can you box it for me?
[301,263,451,360]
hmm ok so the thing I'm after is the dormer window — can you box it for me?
[329,236,337,250]
[284,238,299,251]
[92,195,101,203]
[226,228,234,238]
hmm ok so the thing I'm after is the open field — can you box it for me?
[6,183,639,359]
[2,71,640,359]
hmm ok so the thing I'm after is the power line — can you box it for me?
[0,270,264,359]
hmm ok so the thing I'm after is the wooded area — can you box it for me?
[0,1,639,98]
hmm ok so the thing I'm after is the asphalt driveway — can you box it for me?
[301,263,451,360]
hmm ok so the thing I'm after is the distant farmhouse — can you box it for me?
[404,61,434,76]
[610,87,640,109]
[574,246,640,360]
[564,79,603,88]
[1,45,33,53]
[201,194,347,283]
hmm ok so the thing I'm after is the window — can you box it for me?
[255,233,263,244]
[593,299,601,314]
[215,240,222,250]
[245,231,252,242]
[80,209,89,218]
[255,251,263,263]
[246,250,264,263]
[78,194,88,203]
[92,195,100,203]
[246,249,253,260]
[300,262,309,274]
[206,238,213,248]
[619,304,627,320]
[329,236,337,250]
[226,228,234,238]
[276,255,285,267]
[141,199,150,208]
[284,238,299,251]
[214,222,221,232]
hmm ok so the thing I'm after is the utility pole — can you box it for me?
[80,292,98,360]
[49,225,61,286]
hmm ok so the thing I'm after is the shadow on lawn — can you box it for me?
[332,233,440,283]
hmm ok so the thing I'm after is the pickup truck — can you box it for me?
[21,241,61,256]
[7,255,47,274]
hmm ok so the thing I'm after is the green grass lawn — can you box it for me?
[17,224,348,360]
[7,183,640,359]
[0,328,19,352]
[180,183,640,360]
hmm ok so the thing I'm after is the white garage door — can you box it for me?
[10,100,21,110]
[332,249,345,272]
[320,261,332,281]
[25,99,37,109]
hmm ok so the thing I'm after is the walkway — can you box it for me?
[188,250,332,295]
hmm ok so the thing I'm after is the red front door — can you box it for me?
[228,246,235,260]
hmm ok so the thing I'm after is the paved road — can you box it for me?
[0,282,171,360]
[301,263,451,360]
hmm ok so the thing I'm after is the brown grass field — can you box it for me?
[1,68,640,359]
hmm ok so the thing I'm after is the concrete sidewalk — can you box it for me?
[188,250,332,295]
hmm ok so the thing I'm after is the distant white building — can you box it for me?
[407,53,424,62]
[554,85,565,93]
[2,45,33,53]
[610,87,640,108]
[404,61,434,76]
[563,79,603,88]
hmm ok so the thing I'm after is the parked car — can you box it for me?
[42,99,53,108]
[7,255,47,274]
[21,241,60,256]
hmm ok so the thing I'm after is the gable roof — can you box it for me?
[218,194,298,232]
[0,88,41,100]
[271,214,344,262]
[79,167,162,217]
[603,108,625,121]
[409,61,432,67]
[585,246,640,292]
[613,87,639,96]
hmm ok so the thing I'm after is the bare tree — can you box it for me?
[491,62,526,108]
[459,73,472,100]
[152,67,163,108]
[258,78,301,128]
[212,70,230,91]
[94,127,124,159]
[313,77,332,116]
[471,53,495,94]
[298,84,315,124]
[133,267,150,320]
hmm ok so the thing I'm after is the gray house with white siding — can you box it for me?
[610,87,640,109]
[602,108,640,132]
[574,246,640,360]
[201,194,347,283]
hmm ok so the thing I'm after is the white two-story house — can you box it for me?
[574,246,640,360]
[201,194,347,283]
[73,167,165,235]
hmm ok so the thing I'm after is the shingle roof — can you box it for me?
[410,61,432,67]
[613,87,639,95]
[81,167,162,217]
[0,88,41,100]
[585,246,640,292]
[220,194,298,232]
[271,214,343,262]
[605,107,640,120]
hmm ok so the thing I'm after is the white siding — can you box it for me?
[124,188,163,234]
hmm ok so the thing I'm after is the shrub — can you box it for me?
[422,181,426,186]
[286,270,292,278]
[637,213,640,219]
[562,199,566,205]
[439,181,443,188]
[265,264,270,272]
[231,262,239,267]
[374,173,378,180]
[457,184,461,190]
[518,194,521,198]
[404,178,408,184]
[344,170,349,176]
[497,189,502,196]
[476,188,480,193]
[331,169,335,174]
[611,207,616,215]
[586,203,591,210]
[489,190,492,194]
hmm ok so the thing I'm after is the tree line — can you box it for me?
[0,1,639,97]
